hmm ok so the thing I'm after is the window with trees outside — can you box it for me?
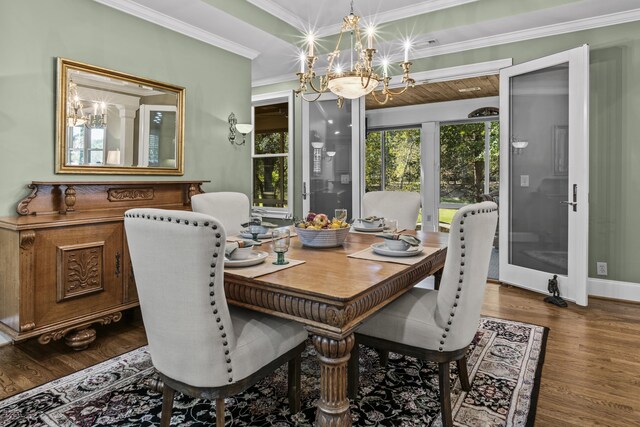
[252,101,290,215]
[67,126,106,165]
[365,128,421,192]
[365,128,421,226]
[439,120,499,228]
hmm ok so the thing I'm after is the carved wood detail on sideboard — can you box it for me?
[56,242,104,302]
[0,180,208,349]
[107,188,155,202]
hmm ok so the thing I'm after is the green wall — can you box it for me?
[254,21,640,284]
[0,0,252,217]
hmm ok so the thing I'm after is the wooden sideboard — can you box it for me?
[0,180,207,350]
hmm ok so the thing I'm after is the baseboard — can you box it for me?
[588,278,640,302]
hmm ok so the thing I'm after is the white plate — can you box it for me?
[353,224,384,232]
[239,231,272,239]
[224,251,268,268]
[371,243,423,257]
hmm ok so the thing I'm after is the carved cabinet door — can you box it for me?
[32,222,123,328]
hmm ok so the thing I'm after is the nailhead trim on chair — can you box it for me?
[125,212,234,383]
[438,206,497,352]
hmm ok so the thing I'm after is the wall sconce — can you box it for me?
[511,137,528,154]
[326,151,336,161]
[228,112,253,145]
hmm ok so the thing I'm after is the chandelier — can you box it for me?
[67,80,107,129]
[295,1,415,107]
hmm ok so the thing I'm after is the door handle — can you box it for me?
[302,182,308,200]
[560,184,578,212]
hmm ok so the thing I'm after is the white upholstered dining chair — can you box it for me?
[191,192,250,237]
[361,191,421,230]
[124,208,307,427]
[348,201,498,427]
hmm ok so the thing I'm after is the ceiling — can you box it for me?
[96,0,640,88]
[365,75,499,110]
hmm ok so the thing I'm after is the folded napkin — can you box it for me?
[240,220,278,228]
[225,239,258,258]
[376,233,422,247]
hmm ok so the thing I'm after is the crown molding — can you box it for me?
[395,59,512,85]
[248,0,479,37]
[254,8,640,87]
[410,8,640,60]
[315,0,478,37]
[246,0,306,33]
[93,0,260,59]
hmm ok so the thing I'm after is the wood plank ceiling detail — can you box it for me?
[365,75,499,110]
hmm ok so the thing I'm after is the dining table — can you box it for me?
[224,229,448,427]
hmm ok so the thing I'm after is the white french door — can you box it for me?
[499,45,589,305]
[302,93,364,220]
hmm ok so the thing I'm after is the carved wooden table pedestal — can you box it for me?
[224,231,448,426]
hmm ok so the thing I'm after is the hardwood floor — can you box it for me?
[0,283,639,426]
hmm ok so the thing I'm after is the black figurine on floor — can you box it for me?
[544,274,568,307]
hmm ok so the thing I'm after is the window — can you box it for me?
[66,126,106,165]
[365,127,422,227]
[365,128,421,192]
[439,120,499,227]
[251,92,294,218]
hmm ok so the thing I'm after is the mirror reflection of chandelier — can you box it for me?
[66,80,107,129]
[295,0,415,107]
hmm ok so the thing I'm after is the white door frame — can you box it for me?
[138,104,177,167]
[302,93,363,219]
[499,45,589,306]
[250,90,295,219]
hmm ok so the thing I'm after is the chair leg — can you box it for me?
[377,349,389,367]
[347,342,359,400]
[457,356,471,392]
[288,353,301,413]
[160,383,175,427]
[216,398,225,427]
[438,362,453,427]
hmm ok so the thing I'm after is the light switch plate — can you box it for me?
[340,174,350,184]
[520,175,529,187]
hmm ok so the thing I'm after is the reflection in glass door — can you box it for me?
[302,96,362,220]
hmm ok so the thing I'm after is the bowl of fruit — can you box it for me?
[295,212,351,248]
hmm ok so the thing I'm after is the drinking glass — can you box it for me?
[249,213,262,241]
[383,218,398,233]
[334,208,348,222]
[272,227,290,265]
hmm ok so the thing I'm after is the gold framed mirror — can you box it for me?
[56,58,185,175]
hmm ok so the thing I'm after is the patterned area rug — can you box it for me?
[0,317,547,426]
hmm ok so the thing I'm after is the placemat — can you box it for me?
[348,245,439,265]
[224,256,305,278]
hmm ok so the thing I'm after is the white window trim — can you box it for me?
[251,90,294,219]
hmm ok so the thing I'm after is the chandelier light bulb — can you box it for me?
[307,33,315,56]
[366,26,375,49]
[403,39,412,63]
[299,51,306,73]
